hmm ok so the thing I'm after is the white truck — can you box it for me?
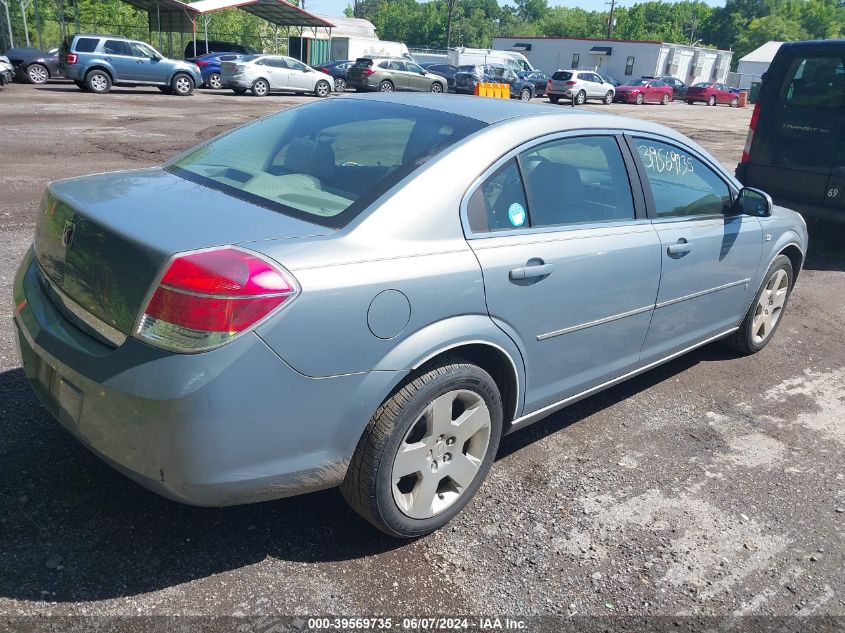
[331,37,413,62]
[447,47,535,72]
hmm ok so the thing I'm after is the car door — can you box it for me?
[588,73,605,98]
[262,58,291,90]
[130,42,162,83]
[464,133,662,413]
[101,39,134,81]
[628,135,763,364]
[285,57,314,91]
[385,60,408,90]
[404,61,428,91]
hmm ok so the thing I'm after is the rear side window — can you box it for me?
[780,55,845,110]
[167,100,486,229]
[552,71,572,81]
[633,138,732,217]
[103,40,130,56]
[73,37,99,53]
[467,136,635,232]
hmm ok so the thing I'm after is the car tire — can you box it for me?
[26,63,49,84]
[723,255,794,355]
[662,93,670,105]
[574,90,586,105]
[686,99,695,105]
[334,77,346,92]
[518,87,531,101]
[171,73,194,96]
[635,93,644,105]
[85,69,112,94]
[207,72,222,89]
[314,79,331,98]
[232,87,247,95]
[340,356,503,538]
[379,80,394,93]
[730,97,739,107]
[549,95,560,104]
[74,80,89,91]
[708,95,716,106]
[603,90,613,104]
[251,78,270,96]
[431,82,444,93]
[158,86,172,94]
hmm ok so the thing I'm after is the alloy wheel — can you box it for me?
[636,93,644,105]
[90,74,108,92]
[391,389,492,520]
[316,80,330,97]
[253,79,269,96]
[604,91,613,104]
[575,90,586,105]
[208,73,222,89]
[751,269,788,345]
[709,96,716,106]
[334,77,346,92]
[28,64,48,84]
[175,76,192,94]
[431,82,443,93]
[379,81,394,92]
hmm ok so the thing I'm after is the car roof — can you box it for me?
[337,93,689,137]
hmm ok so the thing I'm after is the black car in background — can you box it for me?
[650,75,688,100]
[421,63,459,90]
[453,64,536,100]
[315,59,354,92]
[4,46,63,84]
[517,70,550,97]
[600,73,621,87]
[183,40,256,59]
[737,39,845,229]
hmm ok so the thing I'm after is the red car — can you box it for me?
[613,78,673,105]
[685,82,739,107]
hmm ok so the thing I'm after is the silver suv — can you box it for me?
[547,69,616,105]
[347,57,447,93]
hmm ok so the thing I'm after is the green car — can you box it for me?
[347,57,447,93]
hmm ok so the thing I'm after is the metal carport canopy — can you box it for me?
[187,0,335,28]
[120,0,200,32]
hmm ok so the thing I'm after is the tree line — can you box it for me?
[2,0,843,67]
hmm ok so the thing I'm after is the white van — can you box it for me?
[447,47,535,73]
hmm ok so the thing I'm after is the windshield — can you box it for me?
[623,79,649,87]
[693,82,711,88]
[166,100,486,229]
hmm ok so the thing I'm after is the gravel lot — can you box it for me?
[0,83,842,622]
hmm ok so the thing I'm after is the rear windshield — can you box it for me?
[166,100,486,229]
[551,71,572,80]
[779,54,845,111]
[74,37,99,53]
[354,58,374,67]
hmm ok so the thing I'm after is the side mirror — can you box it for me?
[735,187,772,217]
[420,70,426,75]
[152,54,162,61]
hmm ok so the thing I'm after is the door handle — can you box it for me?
[509,262,554,280]
[667,240,692,256]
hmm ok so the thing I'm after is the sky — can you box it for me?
[302,0,726,27]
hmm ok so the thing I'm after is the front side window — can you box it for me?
[633,138,732,218]
[167,100,485,229]
[287,58,307,71]
[130,42,156,58]
[625,56,635,75]
[406,62,423,73]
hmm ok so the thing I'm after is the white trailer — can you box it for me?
[331,37,412,61]
[492,37,732,85]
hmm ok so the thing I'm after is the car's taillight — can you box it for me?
[364,68,376,76]
[317,66,329,73]
[66,53,77,64]
[136,247,298,352]
[194,60,209,67]
[565,80,577,85]
[741,102,761,163]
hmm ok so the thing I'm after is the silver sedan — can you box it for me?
[14,94,807,537]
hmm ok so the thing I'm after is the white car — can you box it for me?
[220,54,333,98]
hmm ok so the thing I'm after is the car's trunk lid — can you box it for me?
[34,167,333,339]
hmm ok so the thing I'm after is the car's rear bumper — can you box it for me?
[221,76,250,89]
[546,88,574,98]
[14,248,400,506]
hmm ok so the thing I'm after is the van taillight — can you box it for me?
[136,247,298,353]
[741,102,761,163]
[67,53,77,64]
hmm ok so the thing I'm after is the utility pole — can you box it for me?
[686,13,697,46]
[446,0,458,48]
[605,0,617,39]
